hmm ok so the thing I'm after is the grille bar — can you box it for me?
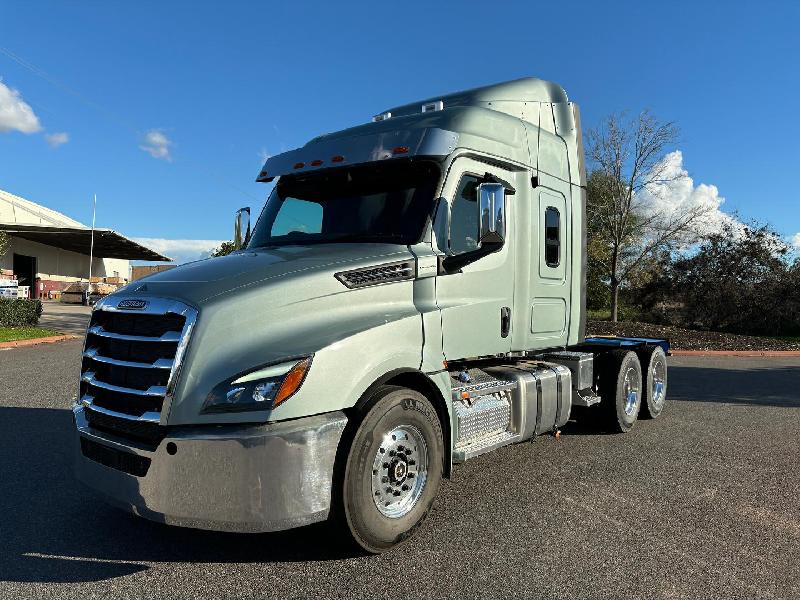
[84,347,174,370]
[82,371,167,397]
[88,325,181,343]
[82,394,161,424]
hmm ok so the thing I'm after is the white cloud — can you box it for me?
[133,238,225,265]
[140,129,173,161]
[45,131,69,148]
[636,150,743,241]
[793,233,800,250]
[0,80,42,133]
[258,147,271,163]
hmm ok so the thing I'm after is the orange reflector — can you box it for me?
[392,146,409,155]
[331,155,345,163]
[310,159,323,166]
[293,162,305,169]
[460,391,469,400]
[274,358,312,408]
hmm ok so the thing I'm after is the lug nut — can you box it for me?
[393,491,401,497]
[408,459,415,466]
[389,450,396,457]
[405,448,412,455]
[407,473,414,479]
[402,485,410,491]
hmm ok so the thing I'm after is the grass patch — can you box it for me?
[0,327,63,343]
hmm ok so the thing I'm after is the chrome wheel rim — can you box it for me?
[371,424,429,519]
[622,366,641,416]
[650,355,666,410]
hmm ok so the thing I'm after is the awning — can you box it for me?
[1,224,171,261]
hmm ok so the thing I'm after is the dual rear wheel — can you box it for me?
[598,346,668,432]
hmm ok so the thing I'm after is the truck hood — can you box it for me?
[123,243,410,306]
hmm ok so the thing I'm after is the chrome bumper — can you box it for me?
[73,406,348,533]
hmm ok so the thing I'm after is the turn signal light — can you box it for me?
[273,358,312,407]
[331,155,345,163]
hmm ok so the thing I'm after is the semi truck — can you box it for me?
[73,77,669,553]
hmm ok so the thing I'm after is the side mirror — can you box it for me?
[234,207,251,250]
[477,183,505,246]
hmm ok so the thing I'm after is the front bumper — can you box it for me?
[73,406,348,532]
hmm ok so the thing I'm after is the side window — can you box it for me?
[271,198,323,236]
[449,175,480,254]
[544,207,560,267]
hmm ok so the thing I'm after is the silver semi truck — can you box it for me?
[73,78,669,553]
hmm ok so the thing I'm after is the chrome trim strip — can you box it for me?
[87,325,181,343]
[81,394,161,424]
[83,347,173,370]
[82,371,167,397]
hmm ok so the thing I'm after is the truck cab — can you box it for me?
[73,78,669,552]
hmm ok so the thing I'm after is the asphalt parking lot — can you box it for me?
[1,340,798,599]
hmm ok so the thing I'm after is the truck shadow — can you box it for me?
[0,406,358,584]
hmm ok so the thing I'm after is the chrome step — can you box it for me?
[453,430,521,463]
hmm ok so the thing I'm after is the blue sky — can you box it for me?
[1,1,799,263]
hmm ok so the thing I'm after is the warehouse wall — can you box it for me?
[0,236,129,295]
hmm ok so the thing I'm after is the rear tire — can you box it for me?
[597,350,642,433]
[340,385,443,553]
[637,345,668,419]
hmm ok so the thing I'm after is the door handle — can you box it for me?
[501,306,511,338]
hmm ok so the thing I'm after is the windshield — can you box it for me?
[248,160,441,248]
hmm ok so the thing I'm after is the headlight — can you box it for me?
[201,357,312,414]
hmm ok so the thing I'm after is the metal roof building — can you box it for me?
[0,188,169,298]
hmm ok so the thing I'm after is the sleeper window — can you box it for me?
[544,207,560,267]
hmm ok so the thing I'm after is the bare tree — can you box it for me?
[586,110,710,322]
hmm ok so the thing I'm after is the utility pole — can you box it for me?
[86,194,96,305]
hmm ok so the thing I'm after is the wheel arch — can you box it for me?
[347,368,453,478]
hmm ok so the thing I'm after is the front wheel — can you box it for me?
[341,385,444,553]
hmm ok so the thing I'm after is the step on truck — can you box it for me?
[73,77,670,553]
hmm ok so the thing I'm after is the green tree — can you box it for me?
[211,241,237,257]
[0,230,8,258]
[586,111,709,321]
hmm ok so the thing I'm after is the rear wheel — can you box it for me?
[597,350,642,433]
[340,385,443,553]
[637,345,668,419]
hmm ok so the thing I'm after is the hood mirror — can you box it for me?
[234,207,251,250]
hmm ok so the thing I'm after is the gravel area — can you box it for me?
[587,320,800,351]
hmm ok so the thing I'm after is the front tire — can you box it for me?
[341,385,444,553]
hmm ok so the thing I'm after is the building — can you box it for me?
[0,188,169,298]
[131,264,176,281]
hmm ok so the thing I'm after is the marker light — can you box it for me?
[421,100,444,113]
[293,162,305,169]
[372,111,392,122]
[310,159,324,166]
[392,146,409,155]
[331,155,345,163]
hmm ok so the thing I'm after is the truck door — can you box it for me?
[435,157,516,360]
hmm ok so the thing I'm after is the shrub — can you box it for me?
[0,298,43,327]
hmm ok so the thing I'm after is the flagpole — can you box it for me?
[87,194,96,303]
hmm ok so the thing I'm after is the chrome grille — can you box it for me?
[80,298,197,439]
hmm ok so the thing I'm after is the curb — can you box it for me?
[671,350,800,357]
[0,334,78,350]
